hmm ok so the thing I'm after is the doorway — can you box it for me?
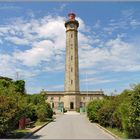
[70,102,74,109]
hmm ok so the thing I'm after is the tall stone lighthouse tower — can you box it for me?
[64,13,80,110]
[45,13,104,112]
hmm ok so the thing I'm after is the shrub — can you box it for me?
[87,100,103,122]
[86,84,140,139]
[36,103,53,122]
[97,105,114,127]
[97,97,121,128]
[115,86,140,138]
[63,108,67,113]
[124,88,140,138]
[76,107,80,112]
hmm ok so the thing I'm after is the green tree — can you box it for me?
[0,94,18,137]
[0,76,54,137]
[29,94,45,105]
[14,80,25,94]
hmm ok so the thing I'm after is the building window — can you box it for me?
[83,97,85,100]
[51,97,54,101]
[71,56,73,60]
[80,102,83,107]
[59,97,61,101]
[71,80,73,85]
[71,34,73,38]
[71,67,73,72]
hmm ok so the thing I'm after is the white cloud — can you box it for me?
[47,84,64,90]
[0,12,140,93]
[81,77,116,85]
[27,9,35,18]
[0,53,41,81]
[44,64,64,72]
[10,16,66,67]
[0,5,21,10]
[0,39,3,44]
[1,14,140,74]
[93,20,101,29]
[0,26,9,34]
[53,3,67,13]
[79,36,140,72]
[103,9,140,34]
[121,9,134,19]
[80,69,97,75]
[14,40,55,66]
[5,36,29,45]
[0,54,17,79]
[77,17,90,32]
[130,19,140,27]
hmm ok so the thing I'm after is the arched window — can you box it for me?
[52,102,54,108]
[51,97,54,101]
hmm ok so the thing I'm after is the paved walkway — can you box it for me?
[30,111,115,139]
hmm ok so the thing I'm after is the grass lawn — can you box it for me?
[4,118,53,138]
[106,127,128,139]
[35,121,47,126]
[35,118,54,126]
[11,129,31,138]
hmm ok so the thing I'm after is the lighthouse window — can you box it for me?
[71,56,73,60]
[71,34,73,38]
[71,67,73,72]
[71,80,73,85]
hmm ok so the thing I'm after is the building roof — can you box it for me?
[44,91,104,95]
[45,91,65,95]
[80,91,104,95]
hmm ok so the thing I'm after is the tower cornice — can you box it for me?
[65,20,79,28]
[66,29,78,32]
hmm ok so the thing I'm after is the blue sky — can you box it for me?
[0,2,140,95]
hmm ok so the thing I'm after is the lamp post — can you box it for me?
[85,71,88,114]
[50,97,54,109]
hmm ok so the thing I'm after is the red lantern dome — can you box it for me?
[68,13,76,20]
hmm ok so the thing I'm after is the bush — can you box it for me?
[87,100,103,122]
[76,107,80,112]
[63,108,67,113]
[115,87,140,138]
[36,103,53,122]
[128,91,140,138]
[97,96,125,128]
[86,84,140,139]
